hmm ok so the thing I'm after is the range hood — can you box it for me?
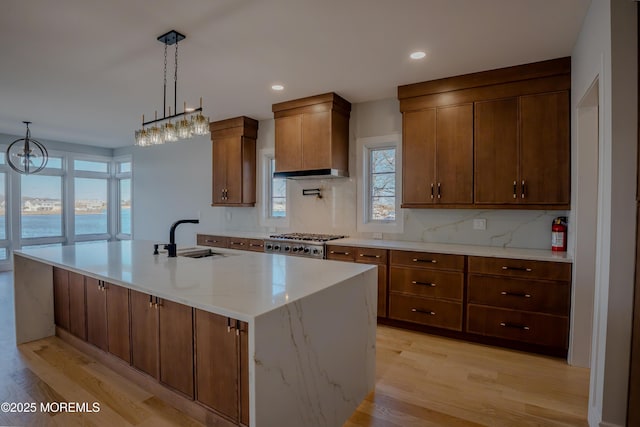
[272,92,351,181]
[273,168,348,180]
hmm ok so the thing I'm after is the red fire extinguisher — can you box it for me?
[551,217,568,252]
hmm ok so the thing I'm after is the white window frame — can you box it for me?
[0,147,11,270]
[114,155,132,240]
[70,154,112,243]
[357,134,403,233]
[259,148,289,228]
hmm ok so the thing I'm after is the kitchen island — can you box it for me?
[13,240,377,427]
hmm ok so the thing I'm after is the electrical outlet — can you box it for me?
[372,232,383,239]
[473,218,487,230]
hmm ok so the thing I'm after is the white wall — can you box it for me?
[571,0,637,425]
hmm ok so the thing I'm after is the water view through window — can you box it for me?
[75,178,108,235]
[21,175,63,238]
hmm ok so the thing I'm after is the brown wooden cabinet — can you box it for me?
[389,250,465,331]
[195,309,249,425]
[211,117,258,207]
[273,92,351,175]
[474,92,570,206]
[197,234,229,248]
[85,278,131,363]
[402,104,473,206]
[130,290,194,398]
[197,234,264,253]
[466,256,571,351]
[399,57,571,209]
[68,271,87,340]
[326,245,389,318]
[53,267,70,330]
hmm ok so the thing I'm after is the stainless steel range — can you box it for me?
[264,233,347,259]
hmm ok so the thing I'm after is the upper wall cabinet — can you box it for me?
[210,117,258,207]
[272,92,351,178]
[398,57,571,209]
[403,104,473,206]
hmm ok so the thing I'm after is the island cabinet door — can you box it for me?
[130,289,159,379]
[239,320,249,427]
[68,271,87,340]
[195,309,240,423]
[158,299,195,399]
[105,282,131,363]
[85,277,108,351]
[52,267,70,330]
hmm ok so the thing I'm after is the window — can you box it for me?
[260,150,288,227]
[357,134,403,233]
[21,175,64,238]
[74,177,108,235]
[115,159,132,238]
[369,148,396,221]
[270,158,287,218]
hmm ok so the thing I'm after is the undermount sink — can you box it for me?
[177,248,225,259]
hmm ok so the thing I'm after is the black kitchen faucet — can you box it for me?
[154,219,200,257]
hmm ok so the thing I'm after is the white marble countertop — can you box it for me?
[327,238,572,263]
[14,240,374,322]
[198,231,271,239]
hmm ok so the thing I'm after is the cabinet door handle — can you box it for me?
[154,297,161,309]
[235,319,241,336]
[430,183,434,199]
[500,291,531,298]
[411,308,435,316]
[413,258,437,264]
[359,254,380,258]
[500,322,530,331]
[149,294,154,308]
[227,317,233,333]
[513,180,517,199]
[501,266,532,272]
[521,180,526,199]
[330,251,350,255]
[437,182,441,199]
[411,280,436,287]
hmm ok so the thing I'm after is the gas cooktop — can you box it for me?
[264,233,347,258]
[268,233,347,243]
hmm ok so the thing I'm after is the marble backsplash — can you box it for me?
[221,177,568,251]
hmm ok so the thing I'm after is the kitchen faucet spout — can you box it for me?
[166,219,200,257]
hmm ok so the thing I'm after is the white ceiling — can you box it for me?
[0,0,590,148]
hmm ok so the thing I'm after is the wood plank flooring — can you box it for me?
[0,272,589,426]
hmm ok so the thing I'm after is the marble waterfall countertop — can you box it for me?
[14,240,374,322]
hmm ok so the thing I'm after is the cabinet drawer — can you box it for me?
[326,245,356,262]
[467,304,568,348]
[389,294,462,331]
[355,247,388,265]
[246,239,265,252]
[468,274,570,316]
[197,234,229,248]
[390,267,463,301]
[228,237,249,250]
[468,256,571,281]
[390,250,464,271]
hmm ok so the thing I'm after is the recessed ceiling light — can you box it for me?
[271,84,284,91]
[410,51,426,60]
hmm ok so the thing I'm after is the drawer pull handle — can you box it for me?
[250,243,263,247]
[411,308,435,315]
[500,291,531,298]
[331,251,350,255]
[411,280,436,287]
[413,258,437,264]
[501,266,532,272]
[500,322,530,331]
[230,241,245,246]
[205,239,218,243]
[359,254,381,258]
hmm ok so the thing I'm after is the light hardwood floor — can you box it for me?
[0,272,589,426]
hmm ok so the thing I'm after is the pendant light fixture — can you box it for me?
[135,30,209,147]
[7,121,49,174]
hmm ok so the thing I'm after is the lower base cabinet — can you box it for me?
[195,309,249,426]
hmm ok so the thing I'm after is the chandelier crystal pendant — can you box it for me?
[7,121,49,174]
[134,30,209,147]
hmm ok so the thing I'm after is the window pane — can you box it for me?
[0,153,5,165]
[371,197,396,220]
[0,173,5,239]
[46,157,63,169]
[120,179,131,235]
[21,175,63,238]
[75,160,108,173]
[75,178,108,235]
[0,248,6,261]
[371,148,395,173]
[119,162,132,173]
[371,173,395,197]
